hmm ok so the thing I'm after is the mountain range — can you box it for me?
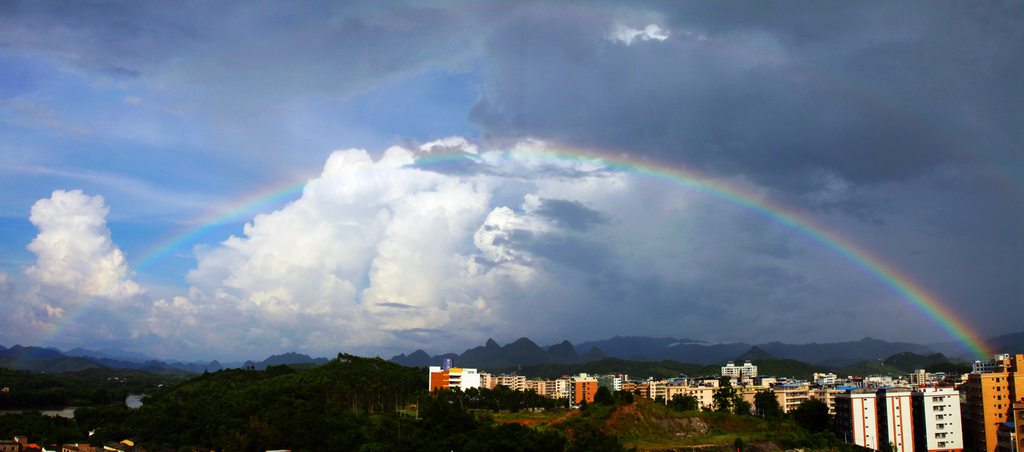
[2,330,1021,374]
[0,344,329,374]
[389,331,1024,371]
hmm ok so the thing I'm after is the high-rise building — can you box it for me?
[912,387,964,452]
[837,386,964,452]
[877,388,915,452]
[965,354,1024,452]
[569,373,598,406]
[836,388,881,450]
[722,361,758,380]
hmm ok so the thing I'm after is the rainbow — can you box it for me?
[123,143,992,359]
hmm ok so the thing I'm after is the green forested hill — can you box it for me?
[0,367,188,409]
[833,361,907,377]
[72,354,595,452]
[752,359,830,380]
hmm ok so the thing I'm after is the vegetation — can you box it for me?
[0,367,188,409]
[833,361,907,377]
[1,355,884,451]
[752,359,831,380]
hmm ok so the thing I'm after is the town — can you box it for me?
[429,353,1024,452]
[1,352,1021,452]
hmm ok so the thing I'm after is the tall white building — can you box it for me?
[836,388,881,450]
[428,366,482,391]
[912,387,964,452]
[877,388,915,452]
[722,361,758,380]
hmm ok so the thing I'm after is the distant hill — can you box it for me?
[882,352,953,372]
[390,338,605,369]
[65,347,158,363]
[390,349,434,367]
[753,359,830,380]
[0,356,105,372]
[389,335,961,369]
[991,331,1024,354]
[732,346,775,362]
[756,337,935,368]
[833,361,908,378]
[573,336,707,360]
[925,362,971,374]
[242,352,329,370]
[926,331,1024,359]
[0,344,67,360]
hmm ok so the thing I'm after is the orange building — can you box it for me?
[569,374,598,406]
[965,354,1024,452]
[428,366,482,392]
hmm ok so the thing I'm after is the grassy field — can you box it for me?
[481,399,793,451]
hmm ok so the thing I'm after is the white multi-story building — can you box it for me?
[836,388,881,450]
[912,387,964,452]
[722,361,758,380]
[428,366,482,391]
[492,374,527,391]
[973,354,1011,374]
[877,388,915,452]
[814,373,838,386]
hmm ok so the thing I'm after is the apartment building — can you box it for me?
[877,387,915,452]
[621,380,650,399]
[837,386,967,452]
[569,374,598,406]
[974,355,1013,375]
[810,386,844,415]
[911,387,963,452]
[492,374,527,391]
[722,361,758,380]
[815,373,839,386]
[428,366,482,391]
[773,384,811,413]
[966,354,1023,452]
[524,379,558,398]
[836,388,881,450]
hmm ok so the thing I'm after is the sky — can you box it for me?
[0,1,1020,362]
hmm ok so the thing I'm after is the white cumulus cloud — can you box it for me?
[24,190,142,307]
[610,24,670,45]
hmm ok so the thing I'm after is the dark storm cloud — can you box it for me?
[469,1,1023,192]
[0,1,471,95]
[534,198,610,232]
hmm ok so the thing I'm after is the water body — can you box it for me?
[0,407,78,418]
[0,394,145,418]
[126,394,145,409]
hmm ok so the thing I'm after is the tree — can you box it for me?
[754,390,783,418]
[791,398,831,433]
[668,394,699,412]
[713,376,736,413]
[733,398,752,416]
[614,390,634,405]
[593,386,615,406]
